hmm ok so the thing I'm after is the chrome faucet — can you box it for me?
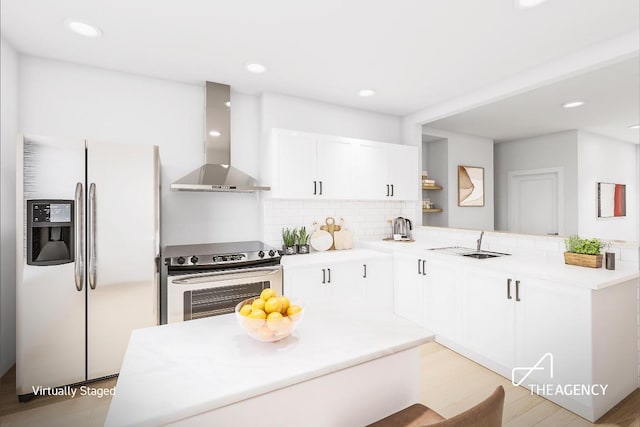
[476,231,484,252]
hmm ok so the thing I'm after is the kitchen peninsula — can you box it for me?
[105,302,434,426]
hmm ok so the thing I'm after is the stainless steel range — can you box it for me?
[161,241,282,324]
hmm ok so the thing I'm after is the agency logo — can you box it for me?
[512,353,608,397]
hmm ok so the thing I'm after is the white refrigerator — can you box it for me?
[16,135,160,399]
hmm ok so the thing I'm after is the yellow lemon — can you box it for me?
[264,297,283,314]
[286,305,302,317]
[242,317,264,331]
[279,296,290,314]
[266,311,284,331]
[239,304,252,317]
[279,316,293,334]
[248,308,266,319]
[251,298,266,311]
[260,288,277,301]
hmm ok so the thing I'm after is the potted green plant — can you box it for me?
[282,227,298,255]
[564,235,603,268]
[297,226,310,254]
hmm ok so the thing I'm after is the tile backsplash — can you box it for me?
[262,200,418,249]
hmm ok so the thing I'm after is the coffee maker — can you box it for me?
[26,200,74,266]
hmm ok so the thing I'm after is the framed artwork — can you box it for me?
[458,165,484,207]
[597,182,626,218]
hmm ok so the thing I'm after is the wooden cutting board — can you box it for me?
[309,221,333,252]
[320,217,341,250]
[333,218,353,250]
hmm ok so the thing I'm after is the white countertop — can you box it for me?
[361,239,639,291]
[105,301,434,427]
[280,248,390,268]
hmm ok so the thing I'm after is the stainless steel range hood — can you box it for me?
[171,82,269,192]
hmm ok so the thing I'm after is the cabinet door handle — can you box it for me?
[422,260,426,276]
[327,268,331,283]
[386,184,390,197]
[313,181,317,195]
[322,268,325,284]
[391,184,394,197]
[363,264,367,278]
[507,278,512,299]
[319,181,323,195]
[515,280,521,302]
[418,259,422,275]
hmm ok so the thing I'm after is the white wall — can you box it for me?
[577,131,638,241]
[260,93,402,144]
[421,127,494,231]
[494,131,579,235]
[0,37,19,376]
[18,56,262,246]
[422,138,448,227]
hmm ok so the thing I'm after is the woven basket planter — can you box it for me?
[563,252,603,268]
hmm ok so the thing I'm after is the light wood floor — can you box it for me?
[0,342,638,426]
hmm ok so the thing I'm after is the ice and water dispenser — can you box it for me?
[27,200,74,265]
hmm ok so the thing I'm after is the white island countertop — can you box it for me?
[105,301,434,426]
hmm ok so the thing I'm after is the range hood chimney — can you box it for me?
[171,82,269,192]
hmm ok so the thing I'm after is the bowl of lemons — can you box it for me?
[235,288,303,342]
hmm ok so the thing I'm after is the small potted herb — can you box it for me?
[564,235,603,268]
[297,226,310,254]
[282,227,298,255]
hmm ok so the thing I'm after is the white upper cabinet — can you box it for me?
[271,129,417,201]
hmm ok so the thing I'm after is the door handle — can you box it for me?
[422,260,426,276]
[313,181,317,195]
[363,264,367,278]
[74,182,84,292]
[322,268,326,284]
[391,184,394,197]
[417,259,421,275]
[327,268,331,283]
[515,280,521,302]
[386,184,390,197]
[507,278,512,299]
[319,181,323,195]
[88,182,97,290]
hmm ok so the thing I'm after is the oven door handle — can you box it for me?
[171,267,281,285]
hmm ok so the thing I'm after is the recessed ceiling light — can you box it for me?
[225,101,231,108]
[358,89,376,97]
[628,124,640,129]
[516,0,549,8]
[245,63,266,73]
[562,100,585,109]
[209,130,221,137]
[65,20,102,38]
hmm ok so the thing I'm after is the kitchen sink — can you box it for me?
[462,252,500,259]
[428,247,510,259]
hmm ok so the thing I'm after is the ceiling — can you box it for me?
[423,57,640,144]
[1,0,639,116]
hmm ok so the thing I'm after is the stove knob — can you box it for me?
[258,251,265,258]
[176,257,186,265]
[190,256,199,264]
[268,250,276,257]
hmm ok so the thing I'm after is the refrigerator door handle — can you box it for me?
[74,182,84,291]
[88,182,97,290]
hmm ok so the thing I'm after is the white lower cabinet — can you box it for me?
[423,258,463,344]
[361,257,393,311]
[392,252,424,324]
[283,253,394,311]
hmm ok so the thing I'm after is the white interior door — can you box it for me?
[508,168,563,236]
[86,141,159,379]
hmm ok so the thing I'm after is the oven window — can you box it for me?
[184,281,269,321]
